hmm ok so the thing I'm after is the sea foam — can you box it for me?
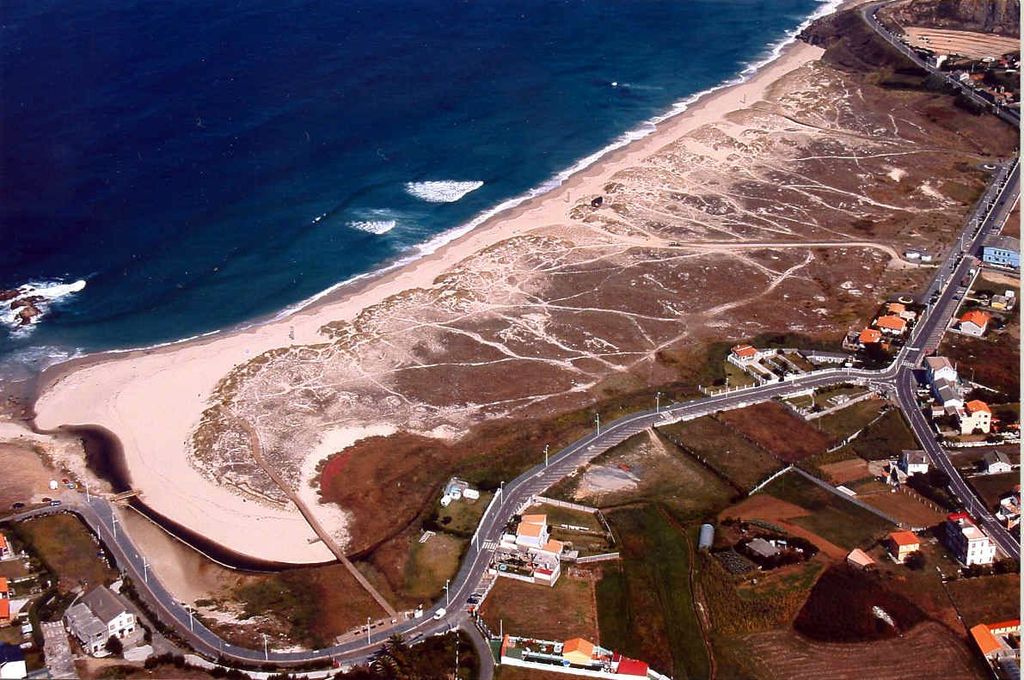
[0,279,87,335]
[404,180,484,203]
[348,220,397,235]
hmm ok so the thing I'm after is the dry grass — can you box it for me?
[717,402,831,463]
[738,622,984,680]
[16,514,115,592]
[480,572,599,642]
[946,573,1021,628]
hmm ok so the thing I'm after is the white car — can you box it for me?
[433,608,446,620]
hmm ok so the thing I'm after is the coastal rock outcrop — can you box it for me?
[884,0,1020,37]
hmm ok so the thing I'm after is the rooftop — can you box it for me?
[985,234,1020,251]
[876,315,907,331]
[81,586,129,625]
[889,531,919,547]
[965,400,991,414]
[971,623,1003,656]
[732,345,758,359]
[925,356,954,372]
[960,310,991,327]
[859,328,882,344]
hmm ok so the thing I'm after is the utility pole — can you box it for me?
[85,483,90,503]
[263,634,269,661]
[656,391,662,414]
[595,413,601,435]
[366,617,371,645]
[111,514,119,539]
[143,557,149,584]
[544,444,549,467]
[444,579,450,607]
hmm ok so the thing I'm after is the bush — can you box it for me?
[905,551,926,571]
[104,635,124,657]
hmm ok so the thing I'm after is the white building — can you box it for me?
[899,450,929,476]
[944,513,997,566]
[959,400,992,435]
[0,645,25,680]
[983,451,1013,474]
[925,356,958,384]
[64,586,136,657]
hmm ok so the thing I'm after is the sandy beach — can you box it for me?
[37,0,1013,568]
[31,39,830,563]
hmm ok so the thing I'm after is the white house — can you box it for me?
[899,450,929,476]
[924,356,958,384]
[959,310,991,337]
[959,400,992,435]
[64,586,136,657]
[0,645,25,680]
[515,514,550,549]
[983,451,1013,475]
[944,513,997,566]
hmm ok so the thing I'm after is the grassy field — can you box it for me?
[14,514,114,592]
[739,621,984,680]
[762,473,893,550]
[698,550,823,638]
[658,417,783,492]
[480,572,599,642]
[841,410,918,460]
[946,573,1021,627]
[814,399,885,442]
[597,506,708,680]
[848,480,945,528]
[551,431,735,521]
[231,562,383,648]
[403,532,466,602]
[716,402,830,463]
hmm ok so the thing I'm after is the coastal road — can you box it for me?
[13,22,1021,672]
[14,154,1018,673]
[860,1,1020,128]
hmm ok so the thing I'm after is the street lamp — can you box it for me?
[444,579,450,607]
[366,617,371,645]
[262,634,269,661]
[656,391,662,414]
[595,413,601,434]
[544,444,549,467]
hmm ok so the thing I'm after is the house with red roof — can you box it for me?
[858,328,883,345]
[959,400,992,434]
[959,310,991,337]
[875,314,907,335]
[886,531,920,563]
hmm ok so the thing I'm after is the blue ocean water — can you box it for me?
[1,0,829,377]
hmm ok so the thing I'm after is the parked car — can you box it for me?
[10,503,24,510]
[48,500,61,507]
[433,608,446,620]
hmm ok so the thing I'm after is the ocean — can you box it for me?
[0,0,832,380]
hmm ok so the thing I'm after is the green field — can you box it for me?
[658,417,783,492]
[814,399,886,442]
[597,506,708,680]
[762,473,893,549]
[842,409,918,460]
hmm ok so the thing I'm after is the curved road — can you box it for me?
[12,7,1020,675]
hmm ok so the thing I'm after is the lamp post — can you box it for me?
[544,444,549,467]
[262,634,269,661]
[444,579,450,607]
[656,391,662,414]
[595,413,601,435]
[366,617,371,646]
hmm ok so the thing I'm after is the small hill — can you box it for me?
[886,0,1020,37]
[800,9,926,74]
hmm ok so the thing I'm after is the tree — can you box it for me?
[104,635,124,657]
[905,550,926,571]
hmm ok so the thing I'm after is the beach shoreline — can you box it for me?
[29,15,841,565]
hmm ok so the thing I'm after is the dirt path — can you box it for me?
[236,418,397,617]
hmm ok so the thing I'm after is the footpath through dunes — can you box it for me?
[35,9,1018,565]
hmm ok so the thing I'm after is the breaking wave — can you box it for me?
[404,180,484,203]
[348,219,397,235]
[1,279,87,335]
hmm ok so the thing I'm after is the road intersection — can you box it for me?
[11,7,1021,675]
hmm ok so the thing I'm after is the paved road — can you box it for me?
[11,9,1020,674]
[861,1,1020,128]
